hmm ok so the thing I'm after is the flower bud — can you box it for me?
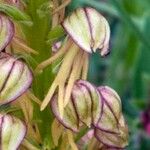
[0,114,26,150]
[94,86,128,148]
[51,82,128,148]
[95,86,122,132]
[0,14,14,52]
[51,80,101,132]
[51,94,79,132]
[73,80,101,126]
[0,53,33,105]
[62,7,110,56]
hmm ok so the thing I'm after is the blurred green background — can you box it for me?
[68,0,150,149]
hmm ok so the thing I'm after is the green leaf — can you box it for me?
[47,25,65,44]
[0,4,32,25]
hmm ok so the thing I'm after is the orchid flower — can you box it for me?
[0,114,26,150]
[95,86,128,149]
[38,7,110,117]
[0,52,33,105]
[51,80,128,149]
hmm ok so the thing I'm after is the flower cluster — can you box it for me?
[38,7,110,116]
[51,80,128,149]
[35,6,128,149]
[0,1,128,149]
[0,14,33,149]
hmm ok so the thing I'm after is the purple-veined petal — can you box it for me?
[51,80,101,132]
[0,114,26,150]
[94,86,128,148]
[95,86,122,133]
[94,115,128,149]
[62,7,110,56]
[0,14,14,52]
[77,80,101,126]
[72,83,92,127]
[0,53,33,105]
[51,95,80,132]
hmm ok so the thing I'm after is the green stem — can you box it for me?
[21,0,55,149]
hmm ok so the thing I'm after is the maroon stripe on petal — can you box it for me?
[77,82,94,124]
[72,83,92,127]
[94,125,119,135]
[97,90,104,124]
[50,96,79,133]
[94,129,124,149]
[0,54,33,105]
[71,92,80,128]
[8,65,33,104]
[61,9,92,54]
[84,8,94,52]
[0,60,15,93]
[77,80,98,125]
[98,87,119,125]
[104,99,119,124]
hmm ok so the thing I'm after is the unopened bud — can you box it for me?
[62,7,110,56]
[51,80,101,132]
[74,80,101,126]
[51,94,79,132]
[0,114,26,150]
[0,53,33,105]
[94,86,128,148]
[94,116,128,149]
